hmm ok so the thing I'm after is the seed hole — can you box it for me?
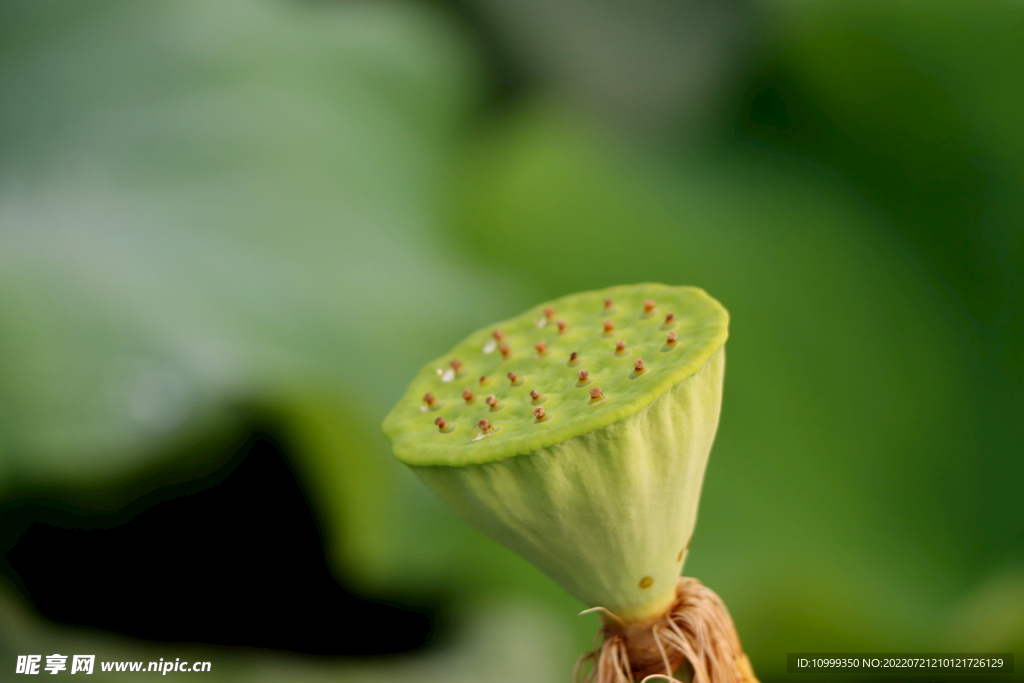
[639,576,653,589]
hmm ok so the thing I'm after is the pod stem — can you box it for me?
[575,578,759,683]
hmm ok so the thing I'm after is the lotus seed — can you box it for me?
[615,340,626,355]
[569,351,579,364]
[634,358,645,372]
[423,392,436,407]
[462,388,474,403]
[534,406,547,421]
[499,344,511,359]
[507,371,521,385]
[485,394,498,408]
[450,358,463,374]
[603,320,615,334]
[590,386,604,401]
[530,389,542,401]
[535,340,548,355]
[543,307,555,321]
[434,416,448,431]
[604,297,613,310]
[643,299,656,314]
[578,369,589,381]
[477,418,493,434]
[556,319,567,334]
[666,331,678,344]
[493,329,505,342]
[664,312,675,325]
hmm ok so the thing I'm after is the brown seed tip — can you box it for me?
[423,392,436,407]
[434,416,448,431]
[590,386,604,400]
[499,344,511,358]
[615,340,626,354]
[543,307,555,321]
[450,358,463,373]
[530,389,541,400]
[534,339,548,355]
[578,369,589,381]
[664,312,675,324]
[507,371,520,384]
[533,406,547,420]
[643,299,656,314]
[603,320,614,334]
[634,358,645,371]
[485,394,498,407]
[492,329,505,342]
[666,330,678,344]
[604,298,613,310]
[477,418,493,433]
[569,351,579,363]
[461,388,474,403]
[479,375,488,385]
[556,319,567,334]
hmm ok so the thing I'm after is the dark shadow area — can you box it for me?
[3,430,444,656]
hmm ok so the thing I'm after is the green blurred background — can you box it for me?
[1,0,1022,680]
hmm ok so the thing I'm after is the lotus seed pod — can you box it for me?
[385,283,727,612]
[382,284,750,681]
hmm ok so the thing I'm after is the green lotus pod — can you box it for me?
[383,283,755,682]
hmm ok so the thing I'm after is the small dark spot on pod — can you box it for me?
[634,358,645,372]
[533,406,547,421]
[643,299,656,314]
[677,549,684,562]
[485,394,498,407]
[556,319,567,334]
[479,375,489,385]
[450,358,463,374]
[603,320,615,334]
[534,339,548,355]
[507,372,522,385]
[434,416,448,431]
[493,329,505,342]
[543,307,555,321]
[477,418,493,434]
[578,369,589,381]
[615,340,626,355]
[639,576,653,589]
[666,331,678,345]
[499,344,511,359]
[604,298,613,311]
[462,388,474,403]
[423,392,437,407]
[589,386,603,400]
[664,312,675,325]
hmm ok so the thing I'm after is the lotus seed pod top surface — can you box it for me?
[384,284,728,467]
